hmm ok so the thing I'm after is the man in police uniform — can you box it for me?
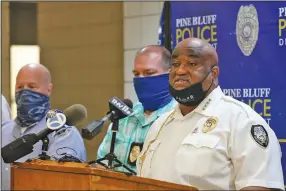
[1,64,86,190]
[137,38,284,190]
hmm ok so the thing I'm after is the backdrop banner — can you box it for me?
[170,1,286,184]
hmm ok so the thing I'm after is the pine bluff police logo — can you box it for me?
[251,124,269,148]
[236,4,259,56]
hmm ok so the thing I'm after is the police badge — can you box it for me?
[202,116,219,133]
[127,142,143,166]
[251,124,269,148]
[236,4,259,56]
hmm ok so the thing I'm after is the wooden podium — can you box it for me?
[10,160,197,190]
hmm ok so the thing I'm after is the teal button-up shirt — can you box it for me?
[97,99,177,173]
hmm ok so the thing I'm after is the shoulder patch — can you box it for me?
[251,124,269,148]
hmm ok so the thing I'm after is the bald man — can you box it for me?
[137,38,284,190]
[97,45,177,174]
[1,64,86,190]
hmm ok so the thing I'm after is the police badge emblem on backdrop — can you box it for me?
[236,4,259,56]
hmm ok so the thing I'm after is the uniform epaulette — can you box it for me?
[221,95,251,119]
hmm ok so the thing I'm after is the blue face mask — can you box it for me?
[133,73,172,111]
[15,89,50,127]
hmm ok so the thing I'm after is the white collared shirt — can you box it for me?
[137,86,284,190]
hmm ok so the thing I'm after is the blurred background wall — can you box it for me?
[1,1,163,161]
[123,2,164,102]
[1,2,10,104]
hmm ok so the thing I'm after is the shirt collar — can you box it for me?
[129,99,177,127]
[173,86,224,119]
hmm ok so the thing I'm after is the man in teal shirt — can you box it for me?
[97,45,177,173]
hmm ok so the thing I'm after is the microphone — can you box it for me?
[81,97,133,140]
[42,105,87,139]
[1,104,87,163]
[64,104,87,126]
[108,97,133,117]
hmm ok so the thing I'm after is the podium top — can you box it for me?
[12,159,198,190]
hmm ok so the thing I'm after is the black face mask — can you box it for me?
[169,70,213,106]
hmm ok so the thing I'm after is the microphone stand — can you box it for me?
[38,137,51,160]
[89,111,136,175]
[26,136,51,162]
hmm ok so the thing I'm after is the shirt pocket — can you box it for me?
[175,133,220,177]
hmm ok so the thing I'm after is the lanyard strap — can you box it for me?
[139,110,176,176]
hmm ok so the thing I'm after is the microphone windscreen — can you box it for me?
[63,104,87,126]
[122,99,133,109]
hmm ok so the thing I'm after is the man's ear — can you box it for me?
[47,83,53,96]
[211,66,219,79]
